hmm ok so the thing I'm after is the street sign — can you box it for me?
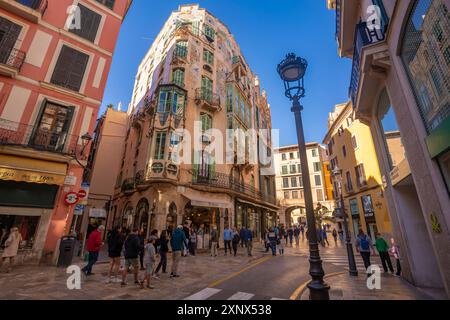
[64,175,77,186]
[74,204,85,216]
[64,192,79,206]
[78,189,87,199]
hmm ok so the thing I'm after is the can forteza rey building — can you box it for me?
[110,4,279,245]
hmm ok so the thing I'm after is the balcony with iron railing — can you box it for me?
[195,88,221,112]
[0,47,26,77]
[121,178,136,193]
[192,166,277,206]
[348,1,389,106]
[0,0,48,22]
[0,118,86,157]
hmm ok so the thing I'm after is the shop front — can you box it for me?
[0,154,68,263]
[236,199,277,241]
[182,190,232,250]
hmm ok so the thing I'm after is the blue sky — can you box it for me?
[101,0,353,146]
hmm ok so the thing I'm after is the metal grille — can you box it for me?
[401,0,450,133]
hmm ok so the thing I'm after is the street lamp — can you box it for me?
[277,53,330,300]
[74,132,93,171]
[331,166,358,276]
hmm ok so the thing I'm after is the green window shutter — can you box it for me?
[172,69,184,87]
[175,41,188,58]
[192,21,200,36]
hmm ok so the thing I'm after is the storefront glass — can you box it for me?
[0,215,40,249]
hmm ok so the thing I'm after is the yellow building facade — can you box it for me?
[323,101,394,241]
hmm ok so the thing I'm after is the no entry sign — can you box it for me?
[78,189,87,199]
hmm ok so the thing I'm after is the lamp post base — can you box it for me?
[308,280,331,300]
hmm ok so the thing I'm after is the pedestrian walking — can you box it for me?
[389,238,402,277]
[338,229,344,241]
[121,228,141,286]
[294,226,300,247]
[182,222,190,257]
[322,228,330,246]
[375,233,394,274]
[106,226,124,283]
[189,229,197,256]
[223,226,232,256]
[170,226,186,278]
[0,227,22,273]
[300,224,305,241]
[278,234,285,256]
[246,228,253,257]
[197,224,204,250]
[231,228,240,257]
[210,225,218,257]
[264,229,270,253]
[140,237,157,289]
[332,228,338,245]
[288,227,293,246]
[138,229,145,270]
[81,225,104,276]
[355,229,375,273]
[239,227,246,248]
[267,228,277,256]
[154,230,169,275]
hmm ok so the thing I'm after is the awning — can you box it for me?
[237,198,278,212]
[0,154,67,185]
[183,189,233,209]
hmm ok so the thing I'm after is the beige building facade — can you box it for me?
[109,4,278,245]
[274,143,335,227]
[329,0,450,298]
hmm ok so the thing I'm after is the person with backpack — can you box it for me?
[355,229,375,272]
[121,228,141,286]
[170,226,186,278]
[231,228,240,256]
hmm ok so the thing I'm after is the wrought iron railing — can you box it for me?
[0,47,26,71]
[15,0,48,14]
[349,1,389,106]
[335,0,341,40]
[192,166,277,205]
[0,118,85,156]
[195,88,221,108]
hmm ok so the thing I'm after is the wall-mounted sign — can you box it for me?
[361,195,375,218]
[64,175,77,186]
[64,192,79,206]
[74,204,85,216]
[349,199,360,218]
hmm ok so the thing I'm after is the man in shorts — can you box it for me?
[141,237,157,289]
[121,228,141,286]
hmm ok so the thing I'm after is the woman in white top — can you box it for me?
[1,227,22,273]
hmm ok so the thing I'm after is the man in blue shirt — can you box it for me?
[223,226,233,256]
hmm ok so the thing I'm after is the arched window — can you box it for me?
[135,198,149,234]
[400,0,449,133]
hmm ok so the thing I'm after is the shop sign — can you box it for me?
[0,168,65,185]
[361,195,375,218]
[64,175,77,186]
[349,199,360,218]
[89,208,107,218]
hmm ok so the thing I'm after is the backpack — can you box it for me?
[360,236,370,251]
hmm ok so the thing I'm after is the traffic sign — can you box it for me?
[64,192,79,206]
[78,189,87,199]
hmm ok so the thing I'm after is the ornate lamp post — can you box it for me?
[332,166,358,276]
[277,53,330,300]
[74,132,93,171]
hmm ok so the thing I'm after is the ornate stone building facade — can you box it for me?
[110,4,278,246]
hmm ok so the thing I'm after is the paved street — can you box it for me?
[0,239,429,300]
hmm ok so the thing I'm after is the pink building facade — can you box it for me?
[0,0,132,264]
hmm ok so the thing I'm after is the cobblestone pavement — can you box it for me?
[0,243,269,300]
